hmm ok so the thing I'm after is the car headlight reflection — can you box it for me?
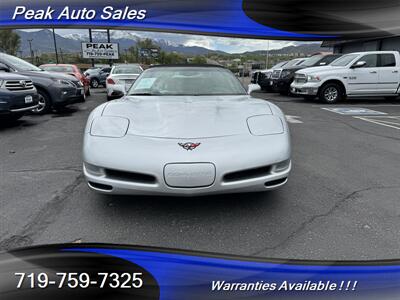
[54,79,75,87]
[273,159,291,172]
[84,163,105,176]
[307,75,320,82]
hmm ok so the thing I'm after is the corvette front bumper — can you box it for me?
[83,134,291,196]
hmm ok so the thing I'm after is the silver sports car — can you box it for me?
[83,65,291,196]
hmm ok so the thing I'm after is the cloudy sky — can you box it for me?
[23,28,312,53]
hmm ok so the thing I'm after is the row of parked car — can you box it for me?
[0,51,145,122]
[252,51,400,103]
[0,53,91,121]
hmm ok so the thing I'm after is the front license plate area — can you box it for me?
[164,163,216,188]
[24,95,33,103]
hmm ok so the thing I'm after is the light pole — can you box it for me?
[27,39,34,64]
[52,28,59,64]
[265,40,270,69]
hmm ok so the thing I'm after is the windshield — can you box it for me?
[112,65,142,75]
[331,54,359,66]
[272,61,287,68]
[285,59,304,67]
[128,67,247,96]
[0,53,41,71]
[299,55,324,67]
[41,65,74,73]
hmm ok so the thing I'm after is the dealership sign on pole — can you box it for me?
[81,42,119,59]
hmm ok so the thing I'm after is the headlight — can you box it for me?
[247,115,284,136]
[90,116,129,138]
[0,80,3,87]
[53,79,75,87]
[280,70,292,78]
[307,75,320,82]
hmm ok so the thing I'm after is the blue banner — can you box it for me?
[1,244,399,299]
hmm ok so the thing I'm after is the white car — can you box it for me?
[290,51,400,103]
[83,65,291,196]
[106,64,143,100]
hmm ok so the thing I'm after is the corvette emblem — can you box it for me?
[178,142,201,151]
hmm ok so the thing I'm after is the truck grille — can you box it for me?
[294,74,307,83]
[271,70,281,79]
[5,80,34,91]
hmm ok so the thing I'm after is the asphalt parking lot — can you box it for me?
[1,88,399,260]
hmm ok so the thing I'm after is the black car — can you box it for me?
[0,70,39,121]
[251,61,288,91]
[0,53,84,114]
[272,54,342,95]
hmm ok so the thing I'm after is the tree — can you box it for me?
[190,55,207,64]
[0,30,21,55]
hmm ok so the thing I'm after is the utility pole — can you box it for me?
[27,39,34,64]
[265,40,270,69]
[107,29,112,67]
[59,48,64,63]
[89,28,94,67]
[52,28,59,64]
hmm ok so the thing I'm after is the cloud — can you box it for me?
[21,28,317,53]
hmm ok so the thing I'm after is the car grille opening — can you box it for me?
[105,168,156,184]
[5,80,34,91]
[265,178,287,187]
[294,74,307,83]
[223,165,272,183]
[88,181,113,191]
[271,70,281,79]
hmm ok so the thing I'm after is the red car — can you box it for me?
[39,64,90,100]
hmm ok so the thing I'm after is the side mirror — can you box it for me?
[113,90,125,99]
[247,84,261,94]
[0,63,10,72]
[351,61,366,68]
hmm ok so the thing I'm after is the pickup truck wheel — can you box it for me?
[32,89,52,115]
[90,78,99,88]
[319,83,342,104]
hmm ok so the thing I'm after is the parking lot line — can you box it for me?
[353,116,400,130]
[321,107,387,115]
[285,115,303,124]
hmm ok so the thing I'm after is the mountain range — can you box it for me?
[16,29,326,57]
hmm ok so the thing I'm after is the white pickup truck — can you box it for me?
[290,51,400,103]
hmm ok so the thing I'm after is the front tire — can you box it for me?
[318,83,343,104]
[32,89,52,114]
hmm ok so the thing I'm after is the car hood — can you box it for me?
[101,95,273,139]
[296,66,345,75]
[0,72,31,80]
[18,70,77,81]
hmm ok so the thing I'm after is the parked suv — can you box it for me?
[273,54,342,95]
[39,64,90,100]
[290,51,400,103]
[0,70,39,121]
[84,67,111,88]
[0,53,83,114]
